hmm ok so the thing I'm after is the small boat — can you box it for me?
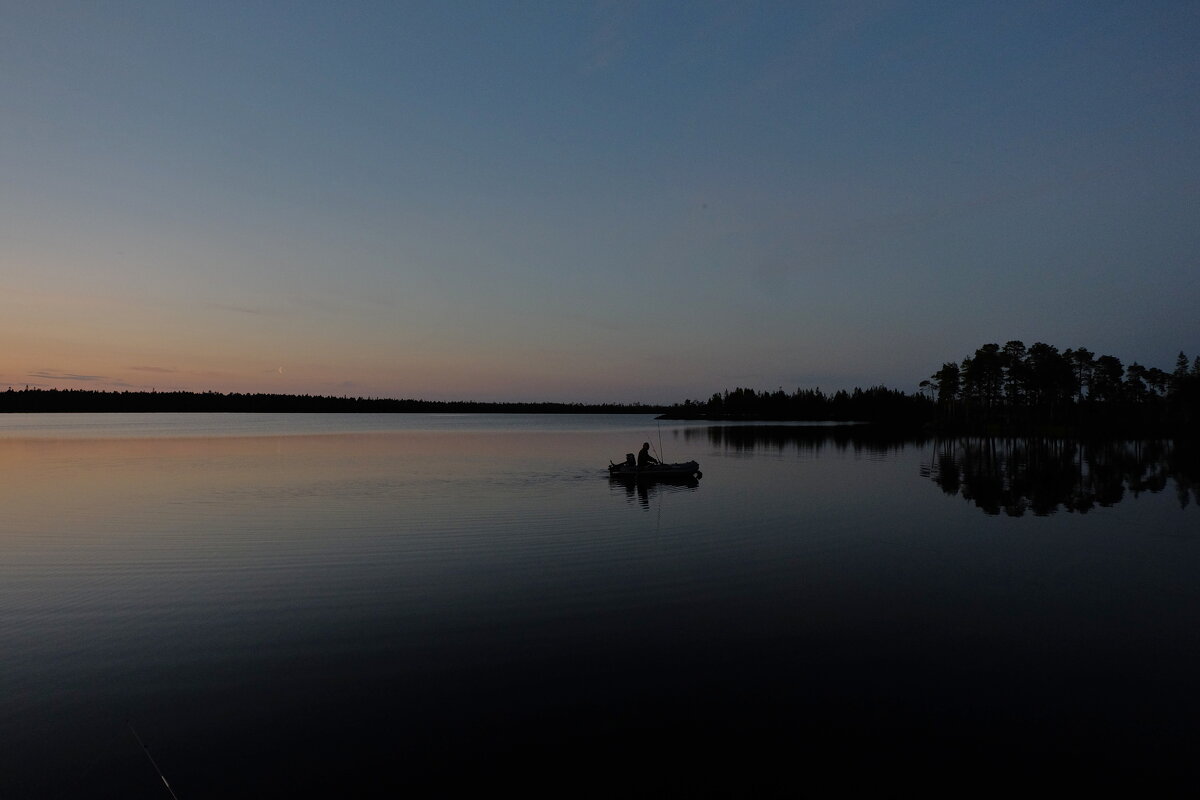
[608,459,702,480]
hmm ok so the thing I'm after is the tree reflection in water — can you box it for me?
[924,437,1200,515]
[684,423,925,460]
[685,425,1199,516]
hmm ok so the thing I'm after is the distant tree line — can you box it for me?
[921,342,1200,433]
[0,388,666,415]
[9,342,1198,434]
[659,385,934,424]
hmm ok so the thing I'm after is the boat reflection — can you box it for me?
[609,472,700,509]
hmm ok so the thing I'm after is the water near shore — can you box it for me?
[2,414,1196,794]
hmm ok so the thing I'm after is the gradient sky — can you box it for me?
[3,1,1198,403]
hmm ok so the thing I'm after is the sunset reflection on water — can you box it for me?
[2,416,1197,795]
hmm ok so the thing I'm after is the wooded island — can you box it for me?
[661,342,1199,434]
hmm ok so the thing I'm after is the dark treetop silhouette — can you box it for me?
[661,341,1198,435]
[919,342,1200,434]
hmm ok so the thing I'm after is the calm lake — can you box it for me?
[2,414,1197,795]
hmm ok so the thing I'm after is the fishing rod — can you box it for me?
[647,421,668,464]
[129,722,181,800]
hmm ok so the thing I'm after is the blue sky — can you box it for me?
[3,1,1197,402]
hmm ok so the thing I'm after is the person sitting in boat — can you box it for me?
[638,442,659,468]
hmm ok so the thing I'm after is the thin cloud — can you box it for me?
[129,366,178,373]
[28,370,105,382]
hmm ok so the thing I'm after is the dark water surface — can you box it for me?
[2,415,1197,795]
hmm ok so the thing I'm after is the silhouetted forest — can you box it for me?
[6,341,1197,434]
[659,385,933,424]
[661,342,1199,434]
[0,388,666,415]
[921,342,1200,434]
